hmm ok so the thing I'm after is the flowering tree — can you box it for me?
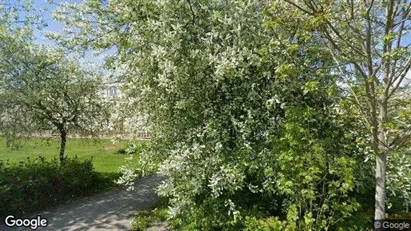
[0,0,41,147]
[51,0,371,229]
[0,33,109,163]
[0,0,44,30]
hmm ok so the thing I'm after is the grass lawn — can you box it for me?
[0,136,136,174]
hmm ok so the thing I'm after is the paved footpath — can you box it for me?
[1,176,163,231]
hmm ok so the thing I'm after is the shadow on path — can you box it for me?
[1,175,163,231]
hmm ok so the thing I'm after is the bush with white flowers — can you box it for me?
[52,0,373,229]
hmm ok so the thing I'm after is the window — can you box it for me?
[108,86,118,97]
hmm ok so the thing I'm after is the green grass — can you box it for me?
[0,136,136,174]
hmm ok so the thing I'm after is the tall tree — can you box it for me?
[51,0,370,229]
[267,0,411,219]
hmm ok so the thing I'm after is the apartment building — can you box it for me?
[100,81,149,139]
[101,81,122,100]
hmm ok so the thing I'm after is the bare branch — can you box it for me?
[390,131,411,150]
[388,58,411,98]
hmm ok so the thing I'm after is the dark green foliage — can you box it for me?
[0,156,116,219]
[132,197,170,231]
[116,147,127,154]
[49,0,391,229]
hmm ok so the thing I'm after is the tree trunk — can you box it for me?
[375,151,388,219]
[59,129,67,164]
[375,100,388,220]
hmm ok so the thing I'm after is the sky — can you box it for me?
[33,0,411,80]
[33,0,106,64]
[33,0,80,45]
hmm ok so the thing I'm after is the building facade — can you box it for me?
[101,81,122,99]
[100,81,149,139]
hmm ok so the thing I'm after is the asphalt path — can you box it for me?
[1,175,162,231]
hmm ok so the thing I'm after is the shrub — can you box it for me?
[132,197,170,231]
[244,217,286,231]
[123,1,369,228]
[116,147,127,154]
[116,141,148,155]
[65,0,372,229]
[0,156,113,219]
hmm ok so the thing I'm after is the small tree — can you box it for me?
[267,0,411,219]
[0,36,109,163]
